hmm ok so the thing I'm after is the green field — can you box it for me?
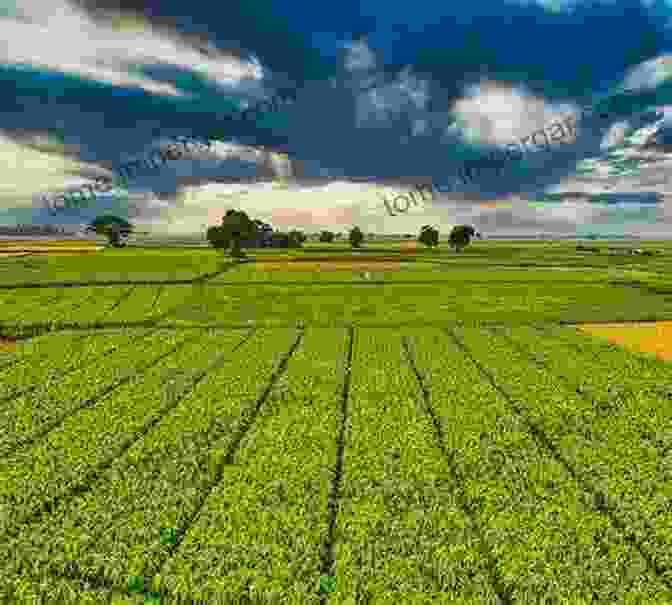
[1,239,672,604]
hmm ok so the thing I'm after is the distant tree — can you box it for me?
[448,224,476,253]
[418,225,439,248]
[319,230,335,243]
[250,219,273,247]
[270,232,290,247]
[288,229,307,248]
[220,209,256,257]
[349,226,364,248]
[86,215,133,247]
[206,225,229,250]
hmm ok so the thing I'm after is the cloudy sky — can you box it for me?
[3,0,672,237]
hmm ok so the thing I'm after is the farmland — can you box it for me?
[1,239,672,604]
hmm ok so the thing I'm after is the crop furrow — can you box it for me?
[150,330,303,568]
[100,285,136,316]
[149,284,164,313]
[401,335,512,605]
[0,328,243,542]
[446,327,672,591]
[1,328,296,604]
[0,326,162,408]
[318,326,353,604]
[0,328,202,461]
[486,324,672,455]
[11,329,259,598]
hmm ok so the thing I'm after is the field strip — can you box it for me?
[532,323,672,393]
[0,328,302,604]
[0,286,95,324]
[488,325,672,522]
[450,326,672,594]
[406,327,665,602]
[0,328,258,548]
[49,287,146,325]
[149,284,164,314]
[328,328,506,604]
[0,326,162,405]
[102,286,168,323]
[1,286,106,327]
[0,286,163,375]
[0,288,69,321]
[0,327,206,461]
[153,327,346,604]
[486,324,672,453]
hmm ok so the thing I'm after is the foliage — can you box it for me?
[288,229,307,248]
[319,230,335,243]
[349,226,364,248]
[418,225,439,248]
[206,209,256,257]
[85,215,133,248]
[206,225,229,250]
[448,224,476,252]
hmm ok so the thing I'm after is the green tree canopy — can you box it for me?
[207,209,256,257]
[85,215,133,247]
[418,224,439,248]
[288,229,307,247]
[349,226,364,248]
[319,230,335,243]
[448,225,476,252]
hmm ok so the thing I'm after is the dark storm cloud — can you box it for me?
[2,0,672,234]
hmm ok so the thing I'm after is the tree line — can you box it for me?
[77,211,482,254]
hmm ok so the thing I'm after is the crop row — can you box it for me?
[488,325,672,537]
[0,284,196,329]
[0,327,169,454]
[192,280,672,326]
[452,325,672,590]
[0,286,127,327]
[0,326,158,400]
[0,327,301,604]
[408,327,670,603]
[325,328,499,604]
[496,324,672,448]
[0,286,96,324]
[156,327,342,603]
[0,252,223,285]
[0,328,210,537]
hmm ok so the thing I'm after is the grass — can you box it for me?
[1,238,672,603]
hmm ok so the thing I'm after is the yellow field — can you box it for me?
[0,336,17,351]
[577,321,672,361]
[0,239,101,254]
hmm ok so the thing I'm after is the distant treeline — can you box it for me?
[0,224,68,235]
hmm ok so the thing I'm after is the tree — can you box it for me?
[206,225,229,250]
[448,225,476,252]
[288,229,307,248]
[418,225,439,248]
[349,226,364,248]
[319,230,335,243]
[220,209,256,257]
[85,215,133,247]
[270,232,290,247]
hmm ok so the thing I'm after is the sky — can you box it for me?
[3,0,672,237]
